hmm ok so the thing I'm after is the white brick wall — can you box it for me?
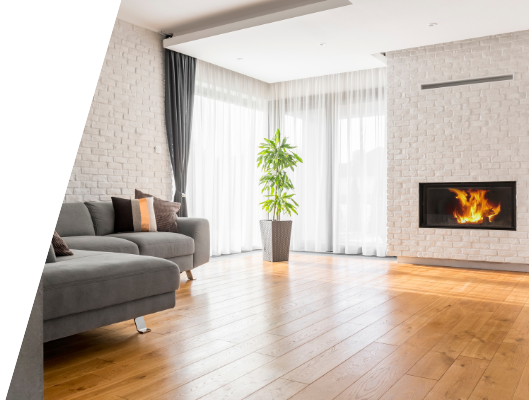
[387,30,529,264]
[65,19,173,203]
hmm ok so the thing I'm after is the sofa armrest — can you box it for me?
[178,218,210,268]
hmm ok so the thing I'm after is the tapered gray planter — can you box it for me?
[260,220,292,262]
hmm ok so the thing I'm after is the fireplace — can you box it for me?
[419,182,516,230]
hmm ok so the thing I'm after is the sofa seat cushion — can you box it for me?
[108,232,194,259]
[43,250,179,320]
[63,236,139,255]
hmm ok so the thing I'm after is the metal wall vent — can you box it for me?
[421,74,513,90]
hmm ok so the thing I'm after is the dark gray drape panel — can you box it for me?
[164,50,196,217]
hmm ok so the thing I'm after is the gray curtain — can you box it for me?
[164,50,196,216]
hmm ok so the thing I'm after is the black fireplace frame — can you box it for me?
[419,181,516,230]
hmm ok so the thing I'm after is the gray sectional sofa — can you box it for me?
[43,202,210,342]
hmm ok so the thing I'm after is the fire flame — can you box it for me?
[448,189,501,224]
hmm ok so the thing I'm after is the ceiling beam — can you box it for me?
[164,0,351,48]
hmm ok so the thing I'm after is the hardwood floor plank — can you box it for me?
[504,304,529,345]
[172,266,345,313]
[255,291,412,358]
[150,281,329,336]
[44,331,164,371]
[259,290,408,357]
[223,283,396,344]
[513,357,529,400]
[376,296,456,346]
[43,254,529,400]
[289,342,398,400]
[283,329,390,384]
[379,374,436,400]
[151,352,274,400]
[197,322,374,400]
[265,289,404,337]
[197,288,455,400]
[406,337,467,381]
[468,343,529,400]
[92,339,234,381]
[334,296,472,399]
[44,373,108,399]
[459,337,501,361]
[281,294,453,386]
[65,333,280,400]
[333,344,432,400]
[461,302,524,360]
[407,299,496,380]
[424,356,489,400]
[244,378,307,400]
[44,358,114,389]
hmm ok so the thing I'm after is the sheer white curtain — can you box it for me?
[269,68,387,256]
[187,60,268,256]
[188,63,387,257]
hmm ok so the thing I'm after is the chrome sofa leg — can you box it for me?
[186,270,196,280]
[134,316,151,334]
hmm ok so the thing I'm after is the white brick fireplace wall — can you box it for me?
[65,19,173,203]
[387,30,529,265]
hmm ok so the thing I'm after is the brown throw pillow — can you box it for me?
[52,231,73,256]
[135,189,181,233]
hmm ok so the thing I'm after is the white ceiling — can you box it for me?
[118,0,529,83]
[118,0,295,34]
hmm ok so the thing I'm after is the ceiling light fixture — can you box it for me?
[429,23,437,27]
[237,58,243,61]
[320,42,326,46]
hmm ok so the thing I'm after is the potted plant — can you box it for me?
[257,129,303,262]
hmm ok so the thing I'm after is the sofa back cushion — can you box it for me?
[85,201,115,236]
[55,203,95,237]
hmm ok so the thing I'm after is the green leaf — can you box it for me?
[258,129,301,214]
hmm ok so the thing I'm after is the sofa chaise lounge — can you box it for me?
[43,202,210,342]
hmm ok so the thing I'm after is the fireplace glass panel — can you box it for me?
[419,182,516,230]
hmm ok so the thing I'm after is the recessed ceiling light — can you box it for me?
[320,42,326,46]
[237,58,243,61]
[429,23,437,27]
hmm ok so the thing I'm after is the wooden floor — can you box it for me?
[44,252,529,400]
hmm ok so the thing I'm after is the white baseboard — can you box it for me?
[397,256,529,273]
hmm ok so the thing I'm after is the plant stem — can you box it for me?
[275,164,280,221]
